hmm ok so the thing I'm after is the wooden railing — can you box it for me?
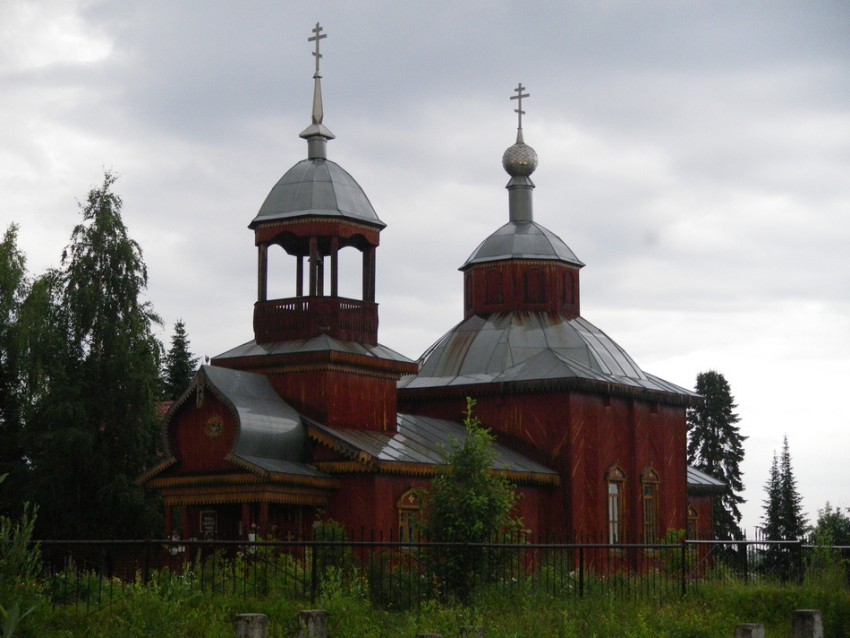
[253,297,378,345]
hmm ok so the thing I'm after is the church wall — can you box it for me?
[168,397,236,475]
[399,388,687,540]
[464,262,581,318]
[631,403,688,537]
[269,369,398,431]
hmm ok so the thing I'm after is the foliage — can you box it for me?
[808,502,850,587]
[813,502,850,546]
[686,370,746,541]
[161,319,199,401]
[39,571,850,638]
[760,436,808,581]
[0,226,28,517]
[761,436,807,541]
[0,473,47,638]
[22,172,164,539]
[422,397,522,600]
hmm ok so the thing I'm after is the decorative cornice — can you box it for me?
[136,456,177,485]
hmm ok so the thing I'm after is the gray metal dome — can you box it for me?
[461,221,584,270]
[399,311,694,397]
[250,158,385,229]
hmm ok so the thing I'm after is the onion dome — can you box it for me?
[502,141,538,178]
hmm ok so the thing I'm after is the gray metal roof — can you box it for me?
[399,311,696,397]
[687,466,726,494]
[214,333,414,364]
[307,414,558,479]
[193,366,328,478]
[461,221,584,270]
[250,158,384,229]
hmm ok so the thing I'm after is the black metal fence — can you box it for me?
[37,535,850,611]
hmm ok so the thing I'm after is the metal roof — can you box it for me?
[307,413,558,479]
[250,158,384,229]
[461,221,584,270]
[193,366,327,479]
[214,333,414,364]
[399,311,696,397]
[687,466,726,494]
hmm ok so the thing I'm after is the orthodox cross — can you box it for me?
[309,22,327,78]
[511,83,529,130]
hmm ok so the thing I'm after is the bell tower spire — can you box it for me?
[300,22,335,159]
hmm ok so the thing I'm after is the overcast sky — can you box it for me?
[2,0,849,535]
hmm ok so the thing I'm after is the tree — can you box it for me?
[687,370,746,540]
[760,436,807,580]
[24,172,164,538]
[812,502,850,546]
[777,435,807,539]
[423,397,520,599]
[162,319,199,401]
[761,436,806,540]
[0,225,28,516]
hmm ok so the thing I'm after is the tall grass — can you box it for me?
[41,564,850,638]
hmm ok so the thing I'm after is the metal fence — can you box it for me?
[37,535,850,611]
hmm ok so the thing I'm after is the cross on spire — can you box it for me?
[510,83,530,143]
[309,22,327,78]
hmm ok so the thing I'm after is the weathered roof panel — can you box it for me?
[687,466,726,494]
[307,414,558,479]
[201,365,306,462]
[214,334,414,364]
[250,158,385,229]
[400,312,696,398]
[461,221,584,269]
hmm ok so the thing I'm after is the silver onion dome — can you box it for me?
[502,142,538,177]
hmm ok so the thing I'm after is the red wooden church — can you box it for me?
[139,25,722,543]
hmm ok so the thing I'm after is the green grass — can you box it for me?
[34,572,850,638]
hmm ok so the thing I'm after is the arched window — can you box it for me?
[687,506,699,540]
[397,488,422,543]
[641,468,660,543]
[484,269,503,305]
[525,268,545,303]
[606,465,626,544]
[464,272,473,311]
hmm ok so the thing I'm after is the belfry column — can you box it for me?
[257,244,268,302]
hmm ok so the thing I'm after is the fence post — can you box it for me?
[235,613,269,638]
[680,540,687,599]
[296,610,328,638]
[795,540,804,584]
[310,541,318,605]
[578,545,584,598]
[735,623,764,638]
[791,610,823,638]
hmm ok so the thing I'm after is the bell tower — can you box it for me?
[213,23,417,430]
[250,23,382,346]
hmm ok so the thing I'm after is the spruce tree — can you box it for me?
[778,435,807,539]
[162,319,199,401]
[761,452,782,540]
[687,370,746,540]
[760,436,807,580]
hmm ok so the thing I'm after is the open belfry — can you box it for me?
[139,24,722,542]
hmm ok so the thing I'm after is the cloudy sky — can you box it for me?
[3,0,849,534]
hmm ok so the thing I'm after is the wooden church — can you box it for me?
[139,25,723,543]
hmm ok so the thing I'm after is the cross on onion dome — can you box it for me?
[510,83,530,143]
